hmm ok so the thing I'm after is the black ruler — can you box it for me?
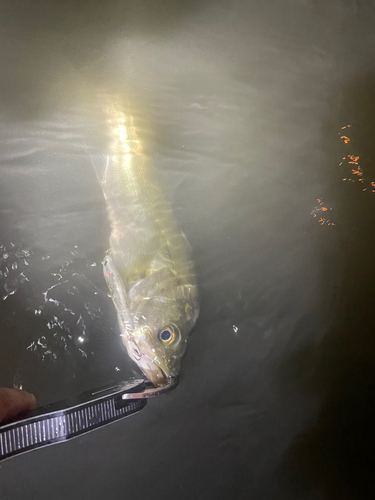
[0,379,146,462]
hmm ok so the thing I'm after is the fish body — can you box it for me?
[95,98,199,386]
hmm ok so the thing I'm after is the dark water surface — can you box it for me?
[1,1,375,499]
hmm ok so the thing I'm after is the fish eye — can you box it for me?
[159,326,176,345]
[160,330,171,341]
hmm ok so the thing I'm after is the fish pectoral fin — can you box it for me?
[128,267,176,299]
[111,230,162,281]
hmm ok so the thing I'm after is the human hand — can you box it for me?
[0,388,36,424]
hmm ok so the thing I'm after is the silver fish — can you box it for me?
[93,98,199,387]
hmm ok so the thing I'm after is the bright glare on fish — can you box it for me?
[94,97,199,387]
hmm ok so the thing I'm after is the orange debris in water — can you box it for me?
[311,198,334,227]
[341,136,350,144]
[348,155,359,164]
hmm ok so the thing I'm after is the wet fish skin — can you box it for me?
[96,98,199,387]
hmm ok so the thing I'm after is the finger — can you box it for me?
[0,388,36,423]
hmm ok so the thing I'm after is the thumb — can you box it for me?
[0,388,36,423]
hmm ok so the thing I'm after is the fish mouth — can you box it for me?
[139,356,169,387]
[126,332,173,387]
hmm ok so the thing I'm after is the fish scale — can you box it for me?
[91,97,199,387]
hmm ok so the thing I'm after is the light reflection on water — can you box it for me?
[0,236,135,404]
[2,1,375,499]
[0,241,98,348]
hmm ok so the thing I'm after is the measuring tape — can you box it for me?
[0,377,178,462]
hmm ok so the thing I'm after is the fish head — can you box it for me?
[123,285,199,387]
